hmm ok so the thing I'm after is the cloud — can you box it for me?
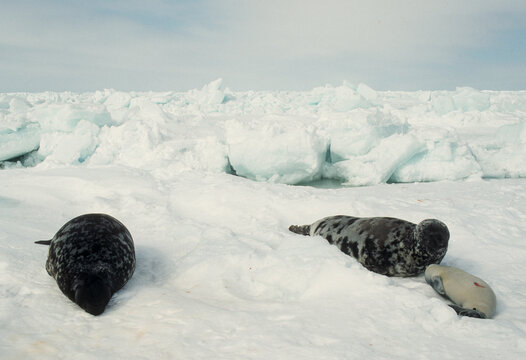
[224,0,525,61]
[0,1,225,90]
[207,0,526,89]
[1,0,525,91]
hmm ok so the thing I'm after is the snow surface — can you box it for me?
[1,80,526,359]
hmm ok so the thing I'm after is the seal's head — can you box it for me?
[74,274,112,316]
[415,219,450,257]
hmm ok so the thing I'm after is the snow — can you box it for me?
[1,80,526,359]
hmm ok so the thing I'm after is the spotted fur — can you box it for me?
[289,215,449,277]
[36,213,136,315]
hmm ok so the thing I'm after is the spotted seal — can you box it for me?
[425,264,496,319]
[289,215,449,277]
[35,213,136,315]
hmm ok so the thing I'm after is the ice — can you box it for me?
[38,120,101,165]
[1,80,526,184]
[0,96,41,162]
[308,82,372,111]
[391,140,482,183]
[316,109,409,159]
[225,115,327,183]
[470,122,526,178]
[196,77,228,106]
[0,124,41,162]
[331,134,425,186]
[451,87,491,112]
[29,102,113,131]
[315,109,417,185]
[356,82,378,101]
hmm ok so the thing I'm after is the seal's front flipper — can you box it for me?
[426,274,446,296]
[449,304,487,319]
[35,240,52,245]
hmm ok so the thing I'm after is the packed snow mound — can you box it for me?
[2,80,526,185]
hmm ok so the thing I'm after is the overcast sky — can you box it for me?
[1,0,525,92]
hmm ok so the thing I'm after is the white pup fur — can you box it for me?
[425,264,497,319]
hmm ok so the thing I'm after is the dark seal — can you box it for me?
[35,213,136,315]
[289,215,449,277]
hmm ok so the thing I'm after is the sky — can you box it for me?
[1,0,525,92]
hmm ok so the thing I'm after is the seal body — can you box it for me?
[36,213,136,315]
[289,215,449,277]
[425,264,496,319]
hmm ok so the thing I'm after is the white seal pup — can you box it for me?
[289,215,449,277]
[36,213,136,315]
[425,264,496,319]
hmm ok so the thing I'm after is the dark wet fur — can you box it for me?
[289,215,449,277]
[36,213,136,315]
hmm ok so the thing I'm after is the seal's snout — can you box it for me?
[74,274,111,316]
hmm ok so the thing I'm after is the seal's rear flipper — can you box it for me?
[35,240,52,245]
[449,304,487,319]
[288,225,311,236]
